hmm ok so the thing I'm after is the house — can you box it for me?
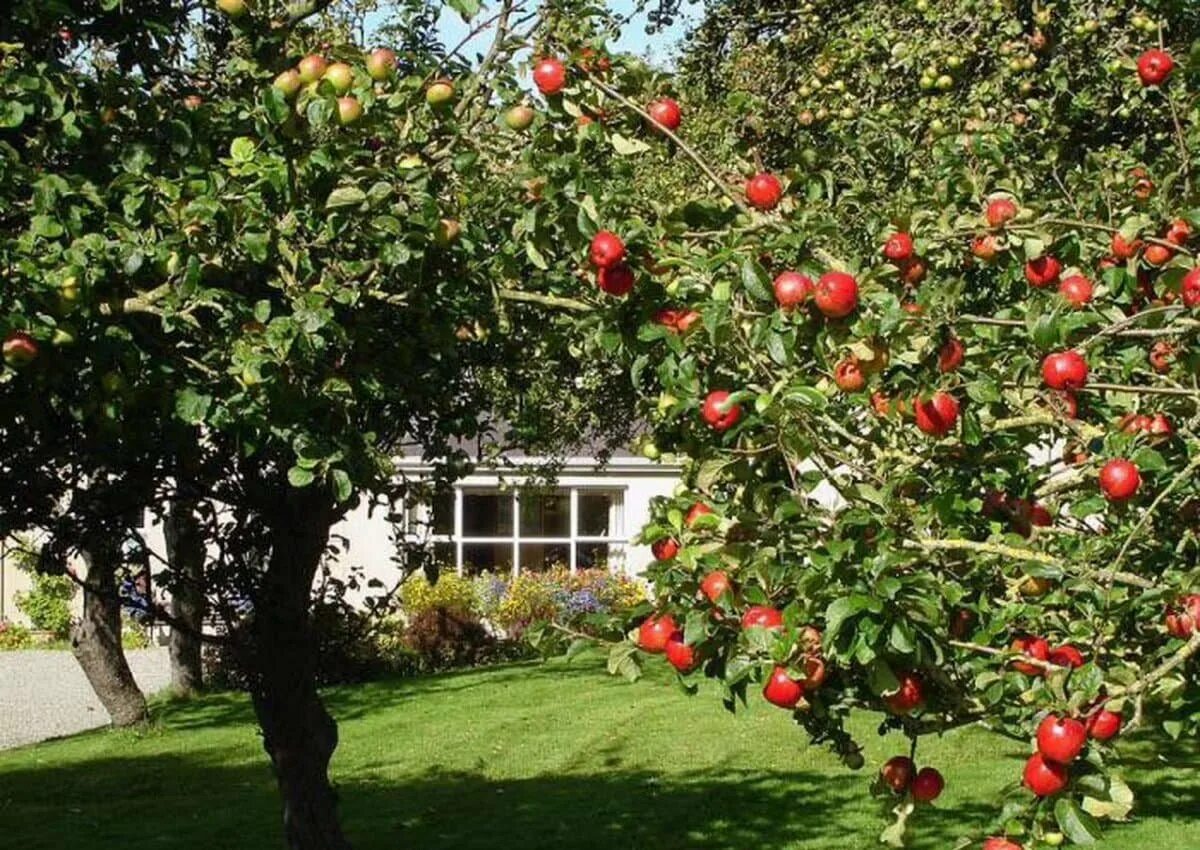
[1,446,680,625]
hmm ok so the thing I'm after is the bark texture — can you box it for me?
[165,496,206,696]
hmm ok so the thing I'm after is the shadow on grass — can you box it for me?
[0,754,1000,850]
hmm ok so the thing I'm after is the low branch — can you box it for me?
[1108,631,1200,698]
[496,289,592,311]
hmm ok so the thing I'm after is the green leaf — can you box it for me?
[0,100,25,128]
[1054,798,1103,845]
[229,136,257,162]
[174,388,212,425]
[446,0,480,21]
[326,186,367,209]
[740,257,773,301]
[288,466,316,488]
[331,469,352,503]
[610,133,651,155]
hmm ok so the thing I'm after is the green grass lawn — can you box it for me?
[1,656,1197,850]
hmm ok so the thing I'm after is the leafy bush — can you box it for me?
[15,572,75,638]
[0,619,34,650]
[488,567,648,638]
[400,606,529,672]
[400,571,481,617]
[121,623,151,650]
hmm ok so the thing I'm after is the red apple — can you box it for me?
[1137,49,1174,86]
[1011,636,1050,676]
[745,172,783,211]
[899,256,927,285]
[324,62,355,94]
[910,767,944,802]
[773,271,814,310]
[273,69,302,98]
[983,839,1024,850]
[833,358,866,392]
[971,235,1000,261]
[1111,232,1142,260]
[1048,644,1085,668]
[741,605,784,631]
[533,57,567,95]
[3,331,39,367]
[1086,708,1122,742]
[700,570,731,603]
[637,614,678,653]
[1041,351,1088,390]
[938,337,965,373]
[685,502,713,527]
[1148,413,1173,437]
[651,538,679,561]
[336,96,363,125]
[914,392,960,437]
[646,98,682,131]
[1182,268,1200,307]
[985,197,1018,227]
[814,271,858,318]
[665,633,698,672]
[884,671,925,715]
[589,230,625,269]
[297,54,328,85]
[1024,255,1062,287]
[1166,218,1192,246]
[1037,715,1087,764]
[597,262,634,296]
[701,390,742,432]
[1149,340,1175,373]
[1059,275,1093,307]
[1165,593,1200,638]
[800,655,826,690]
[884,232,914,263]
[674,310,701,333]
[763,666,804,708]
[503,104,535,131]
[366,47,396,81]
[1099,459,1140,502]
[1144,243,1173,266]
[880,756,915,793]
[1023,753,1069,797]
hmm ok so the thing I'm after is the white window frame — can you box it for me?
[406,485,626,576]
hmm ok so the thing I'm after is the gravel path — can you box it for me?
[0,648,171,751]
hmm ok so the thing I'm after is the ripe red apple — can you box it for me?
[914,392,960,437]
[763,666,804,709]
[814,271,858,318]
[651,538,679,561]
[589,230,625,269]
[665,633,698,672]
[983,839,1024,850]
[3,331,39,367]
[910,767,944,802]
[1149,340,1175,373]
[637,614,678,653]
[1148,413,1173,437]
[1099,459,1141,502]
[741,605,784,631]
[1111,232,1142,260]
[700,570,731,603]
[1137,49,1175,86]
[800,654,826,690]
[685,502,713,527]
[884,671,924,715]
[898,257,927,285]
[880,756,915,793]
[297,54,328,85]
[1041,350,1088,390]
[273,69,302,98]
[597,262,635,296]
[773,271,814,310]
[1011,636,1050,676]
[503,104,535,131]
[1048,644,1084,668]
[985,197,1018,227]
[701,390,742,432]
[1058,275,1093,307]
[1166,218,1192,246]
[646,98,682,131]
[1024,255,1062,288]
[1165,594,1200,638]
[745,172,783,211]
[533,58,567,95]
[1183,268,1200,307]
[1086,708,1122,742]
[971,235,1000,261]
[1144,242,1173,266]
[324,62,354,94]
[335,96,362,125]
[1023,752,1069,797]
[674,310,701,333]
[366,47,396,81]
[1037,715,1087,764]
[884,232,914,263]
[938,337,965,372]
[833,358,866,392]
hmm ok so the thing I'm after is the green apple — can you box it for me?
[216,0,249,18]
[273,69,302,99]
[297,55,328,85]
[503,104,535,131]
[323,62,354,94]
[426,79,455,107]
[366,48,396,82]
[336,96,362,126]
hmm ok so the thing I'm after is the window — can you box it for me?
[405,486,625,576]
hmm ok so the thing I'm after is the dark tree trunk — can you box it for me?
[71,537,148,727]
[165,496,205,696]
[248,488,350,850]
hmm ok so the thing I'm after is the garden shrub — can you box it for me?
[0,619,33,650]
[400,606,529,672]
[15,572,75,638]
[400,571,481,617]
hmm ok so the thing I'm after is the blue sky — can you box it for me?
[430,0,702,68]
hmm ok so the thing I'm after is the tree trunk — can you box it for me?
[248,488,351,850]
[165,496,205,696]
[71,537,149,727]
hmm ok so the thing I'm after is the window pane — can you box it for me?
[576,542,622,570]
[431,491,454,535]
[520,491,570,537]
[462,491,512,536]
[462,542,513,576]
[433,542,455,567]
[578,492,617,537]
[519,542,570,572]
